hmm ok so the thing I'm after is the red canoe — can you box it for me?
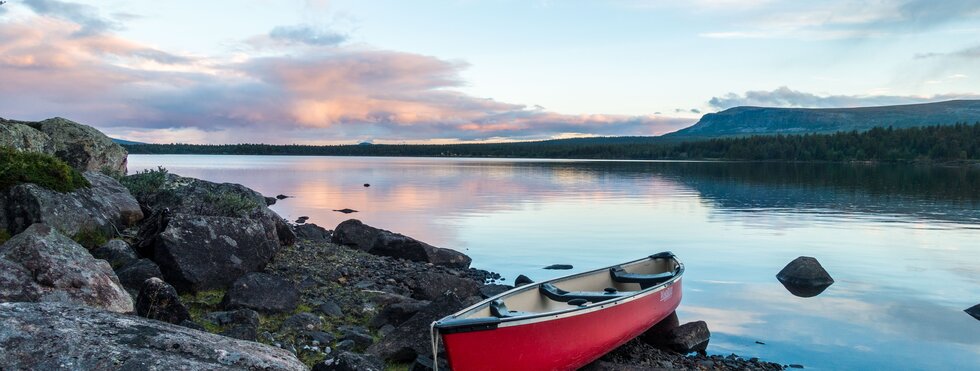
[432,252,684,371]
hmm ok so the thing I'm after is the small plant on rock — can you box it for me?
[0,147,90,192]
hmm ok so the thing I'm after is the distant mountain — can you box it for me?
[111,138,145,145]
[667,100,980,138]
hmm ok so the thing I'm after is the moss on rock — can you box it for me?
[0,147,90,192]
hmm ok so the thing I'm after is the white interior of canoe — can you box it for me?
[453,257,679,320]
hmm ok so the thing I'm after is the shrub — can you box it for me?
[204,191,261,216]
[0,147,90,192]
[120,166,179,206]
[73,228,108,249]
[0,229,11,245]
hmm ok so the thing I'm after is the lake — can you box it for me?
[128,155,980,370]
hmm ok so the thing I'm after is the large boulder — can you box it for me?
[777,256,835,297]
[295,223,332,241]
[91,239,139,269]
[0,224,132,313]
[367,294,467,362]
[0,117,128,173]
[115,258,163,295]
[0,120,50,152]
[0,172,143,238]
[333,219,471,268]
[129,172,294,247]
[663,321,710,354]
[221,272,300,314]
[139,213,280,292]
[30,117,129,174]
[0,302,307,370]
[135,277,190,325]
[407,272,481,301]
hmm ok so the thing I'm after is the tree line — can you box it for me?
[124,123,980,162]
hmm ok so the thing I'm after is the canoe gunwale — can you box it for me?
[434,252,684,334]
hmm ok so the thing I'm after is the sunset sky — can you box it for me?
[1,0,979,144]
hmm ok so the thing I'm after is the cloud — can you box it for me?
[916,44,980,59]
[22,0,119,35]
[268,24,347,46]
[0,14,692,144]
[708,86,980,110]
[692,0,980,40]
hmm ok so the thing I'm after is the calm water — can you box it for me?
[129,155,980,370]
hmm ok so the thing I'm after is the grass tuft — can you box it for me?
[0,229,11,245]
[0,147,90,192]
[72,228,108,249]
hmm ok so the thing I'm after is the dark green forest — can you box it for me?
[124,123,980,162]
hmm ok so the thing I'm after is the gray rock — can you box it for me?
[135,277,190,324]
[30,117,129,173]
[222,273,299,314]
[309,331,336,345]
[295,223,332,241]
[665,321,710,354]
[368,294,467,362]
[0,117,128,173]
[334,339,356,352]
[317,300,344,318]
[130,173,294,247]
[408,355,450,371]
[0,224,132,312]
[283,312,322,332]
[91,239,138,269]
[777,256,834,297]
[0,172,143,238]
[0,120,50,153]
[339,325,374,349]
[332,219,471,268]
[204,308,261,341]
[640,311,680,348]
[370,299,430,329]
[141,213,280,292]
[0,302,306,370]
[407,271,481,301]
[265,196,277,206]
[480,284,514,299]
[313,351,384,371]
[514,274,534,286]
[115,258,163,295]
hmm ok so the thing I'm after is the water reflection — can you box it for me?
[128,156,980,370]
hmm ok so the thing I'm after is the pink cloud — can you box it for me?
[0,12,693,143]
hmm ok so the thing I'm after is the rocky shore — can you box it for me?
[0,117,789,370]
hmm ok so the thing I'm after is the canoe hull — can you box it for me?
[441,279,682,371]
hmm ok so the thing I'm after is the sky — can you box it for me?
[1,0,979,144]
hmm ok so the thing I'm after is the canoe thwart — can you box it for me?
[539,283,633,303]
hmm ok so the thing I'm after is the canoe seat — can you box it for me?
[489,299,535,318]
[539,283,630,303]
[610,266,675,289]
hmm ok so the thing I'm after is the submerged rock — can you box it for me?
[966,304,980,321]
[332,219,471,268]
[544,264,573,270]
[0,224,132,313]
[135,277,190,325]
[222,272,300,314]
[0,172,143,238]
[0,302,306,370]
[777,256,835,297]
[333,208,358,214]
